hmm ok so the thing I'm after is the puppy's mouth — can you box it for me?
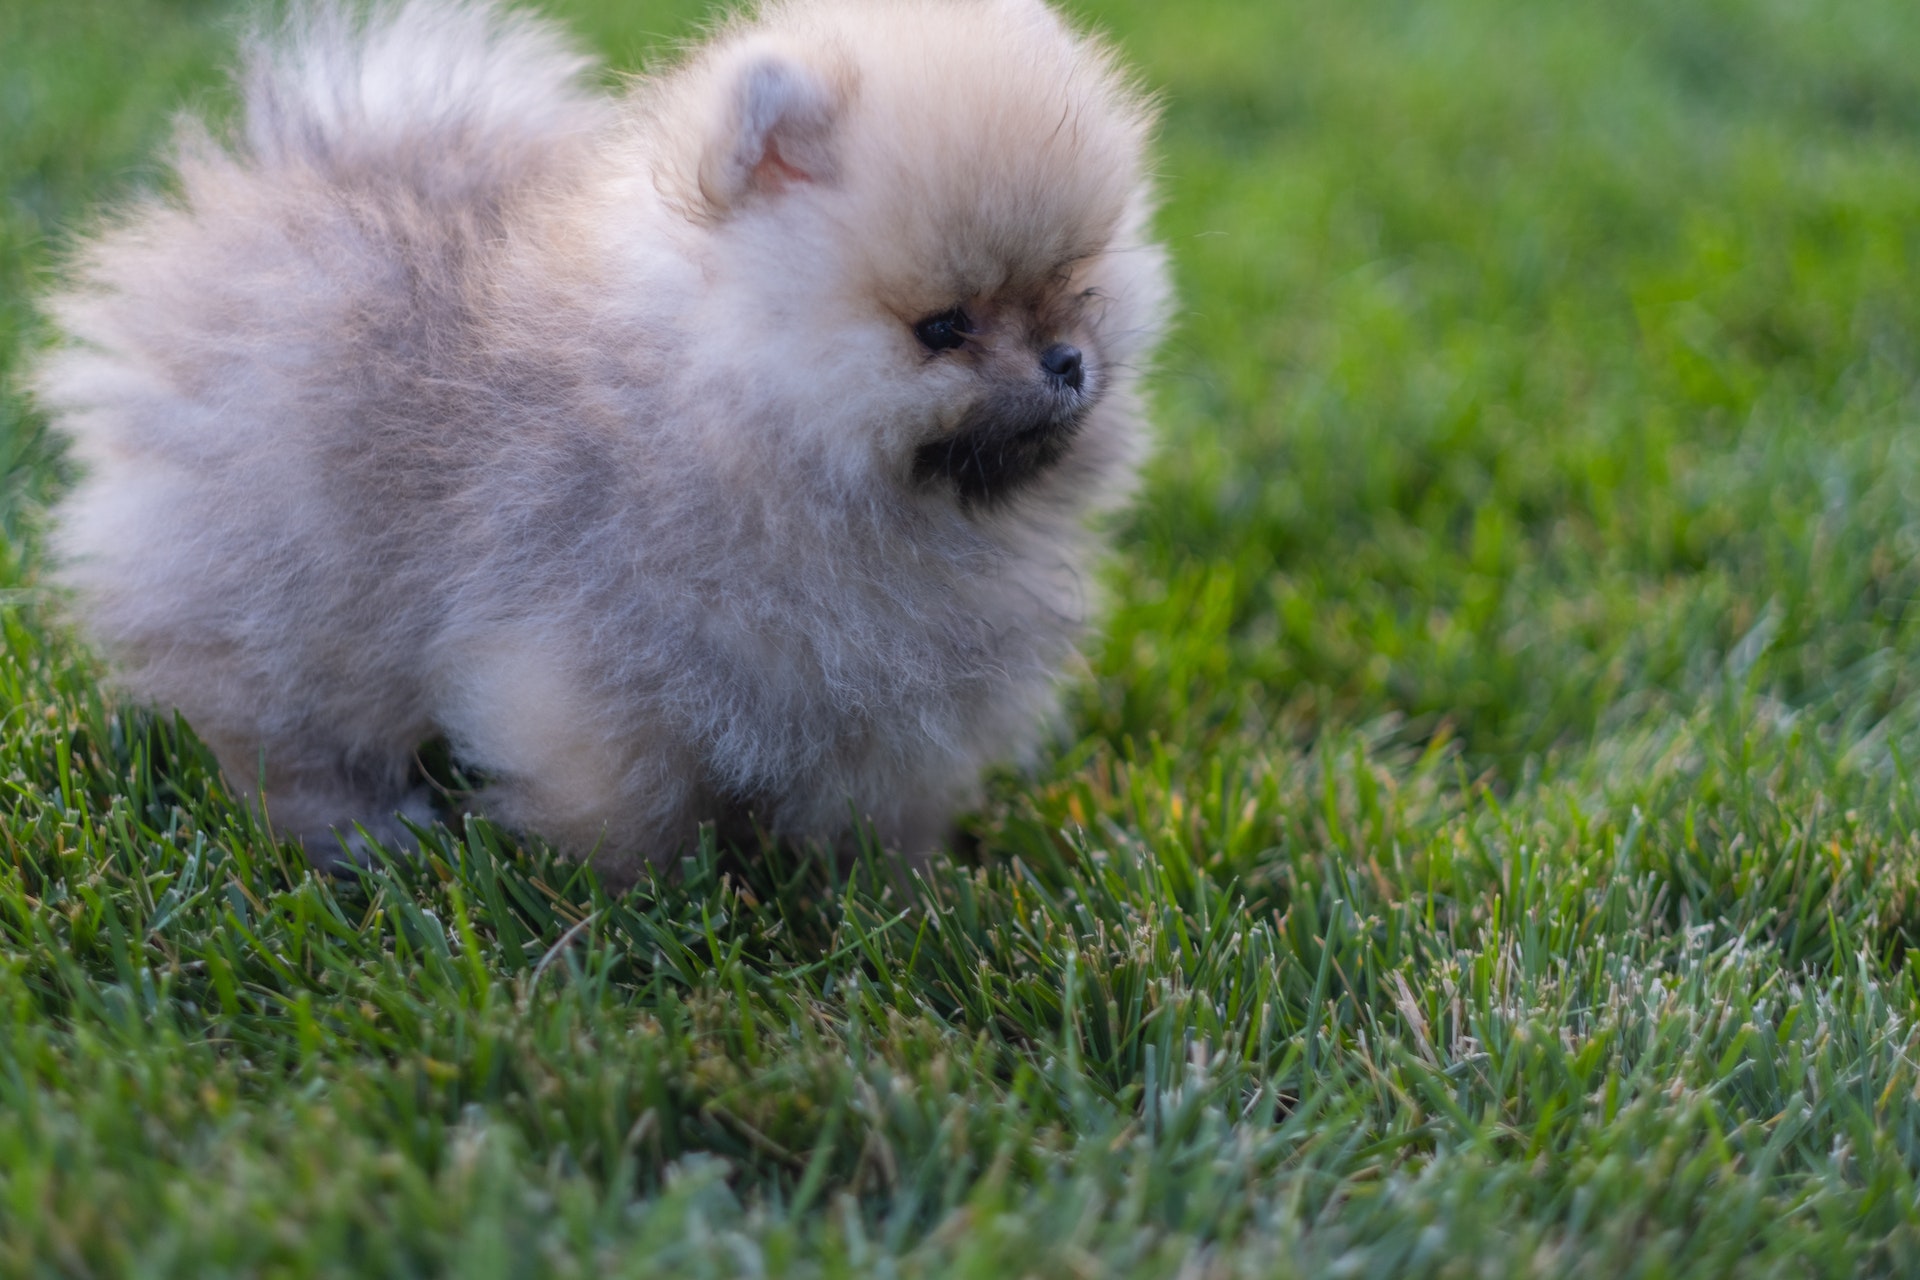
[912,391,1091,509]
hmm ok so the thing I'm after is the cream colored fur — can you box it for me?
[33,0,1170,880]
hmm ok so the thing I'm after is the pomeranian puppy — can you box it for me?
[34,0,1170,878]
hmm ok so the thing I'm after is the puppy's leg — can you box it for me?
[437,634,685,877]
[204,732,433,869]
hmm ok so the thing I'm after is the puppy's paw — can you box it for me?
[303,789,441,873]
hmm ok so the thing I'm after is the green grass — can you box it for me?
[6,0,1920,1273]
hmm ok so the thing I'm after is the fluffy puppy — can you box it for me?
[34,0,1170,879]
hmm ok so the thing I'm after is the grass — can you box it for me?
[5,0,1920,1273]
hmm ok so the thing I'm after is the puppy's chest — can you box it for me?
[677,536,1069,712]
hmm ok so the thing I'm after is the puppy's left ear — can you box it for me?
[699,50,849,215]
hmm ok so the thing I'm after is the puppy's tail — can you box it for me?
[238,0,605,201]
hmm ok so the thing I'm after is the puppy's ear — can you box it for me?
[699,51,848,215]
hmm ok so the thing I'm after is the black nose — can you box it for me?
[1040,343,1084,392]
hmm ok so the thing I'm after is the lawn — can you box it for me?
[5,0,1920,1274]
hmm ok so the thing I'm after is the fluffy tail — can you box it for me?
[236,0,606,200]
[35,0,610,675]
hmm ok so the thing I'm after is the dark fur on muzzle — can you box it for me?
[914,384,1092,507]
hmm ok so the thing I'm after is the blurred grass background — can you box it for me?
[5,0,1920,1274]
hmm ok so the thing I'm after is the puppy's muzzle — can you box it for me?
[915,348,1096,507]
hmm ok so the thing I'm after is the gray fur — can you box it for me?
[33,0,1171,881]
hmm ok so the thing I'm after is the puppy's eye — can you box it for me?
[912,307,972,353]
